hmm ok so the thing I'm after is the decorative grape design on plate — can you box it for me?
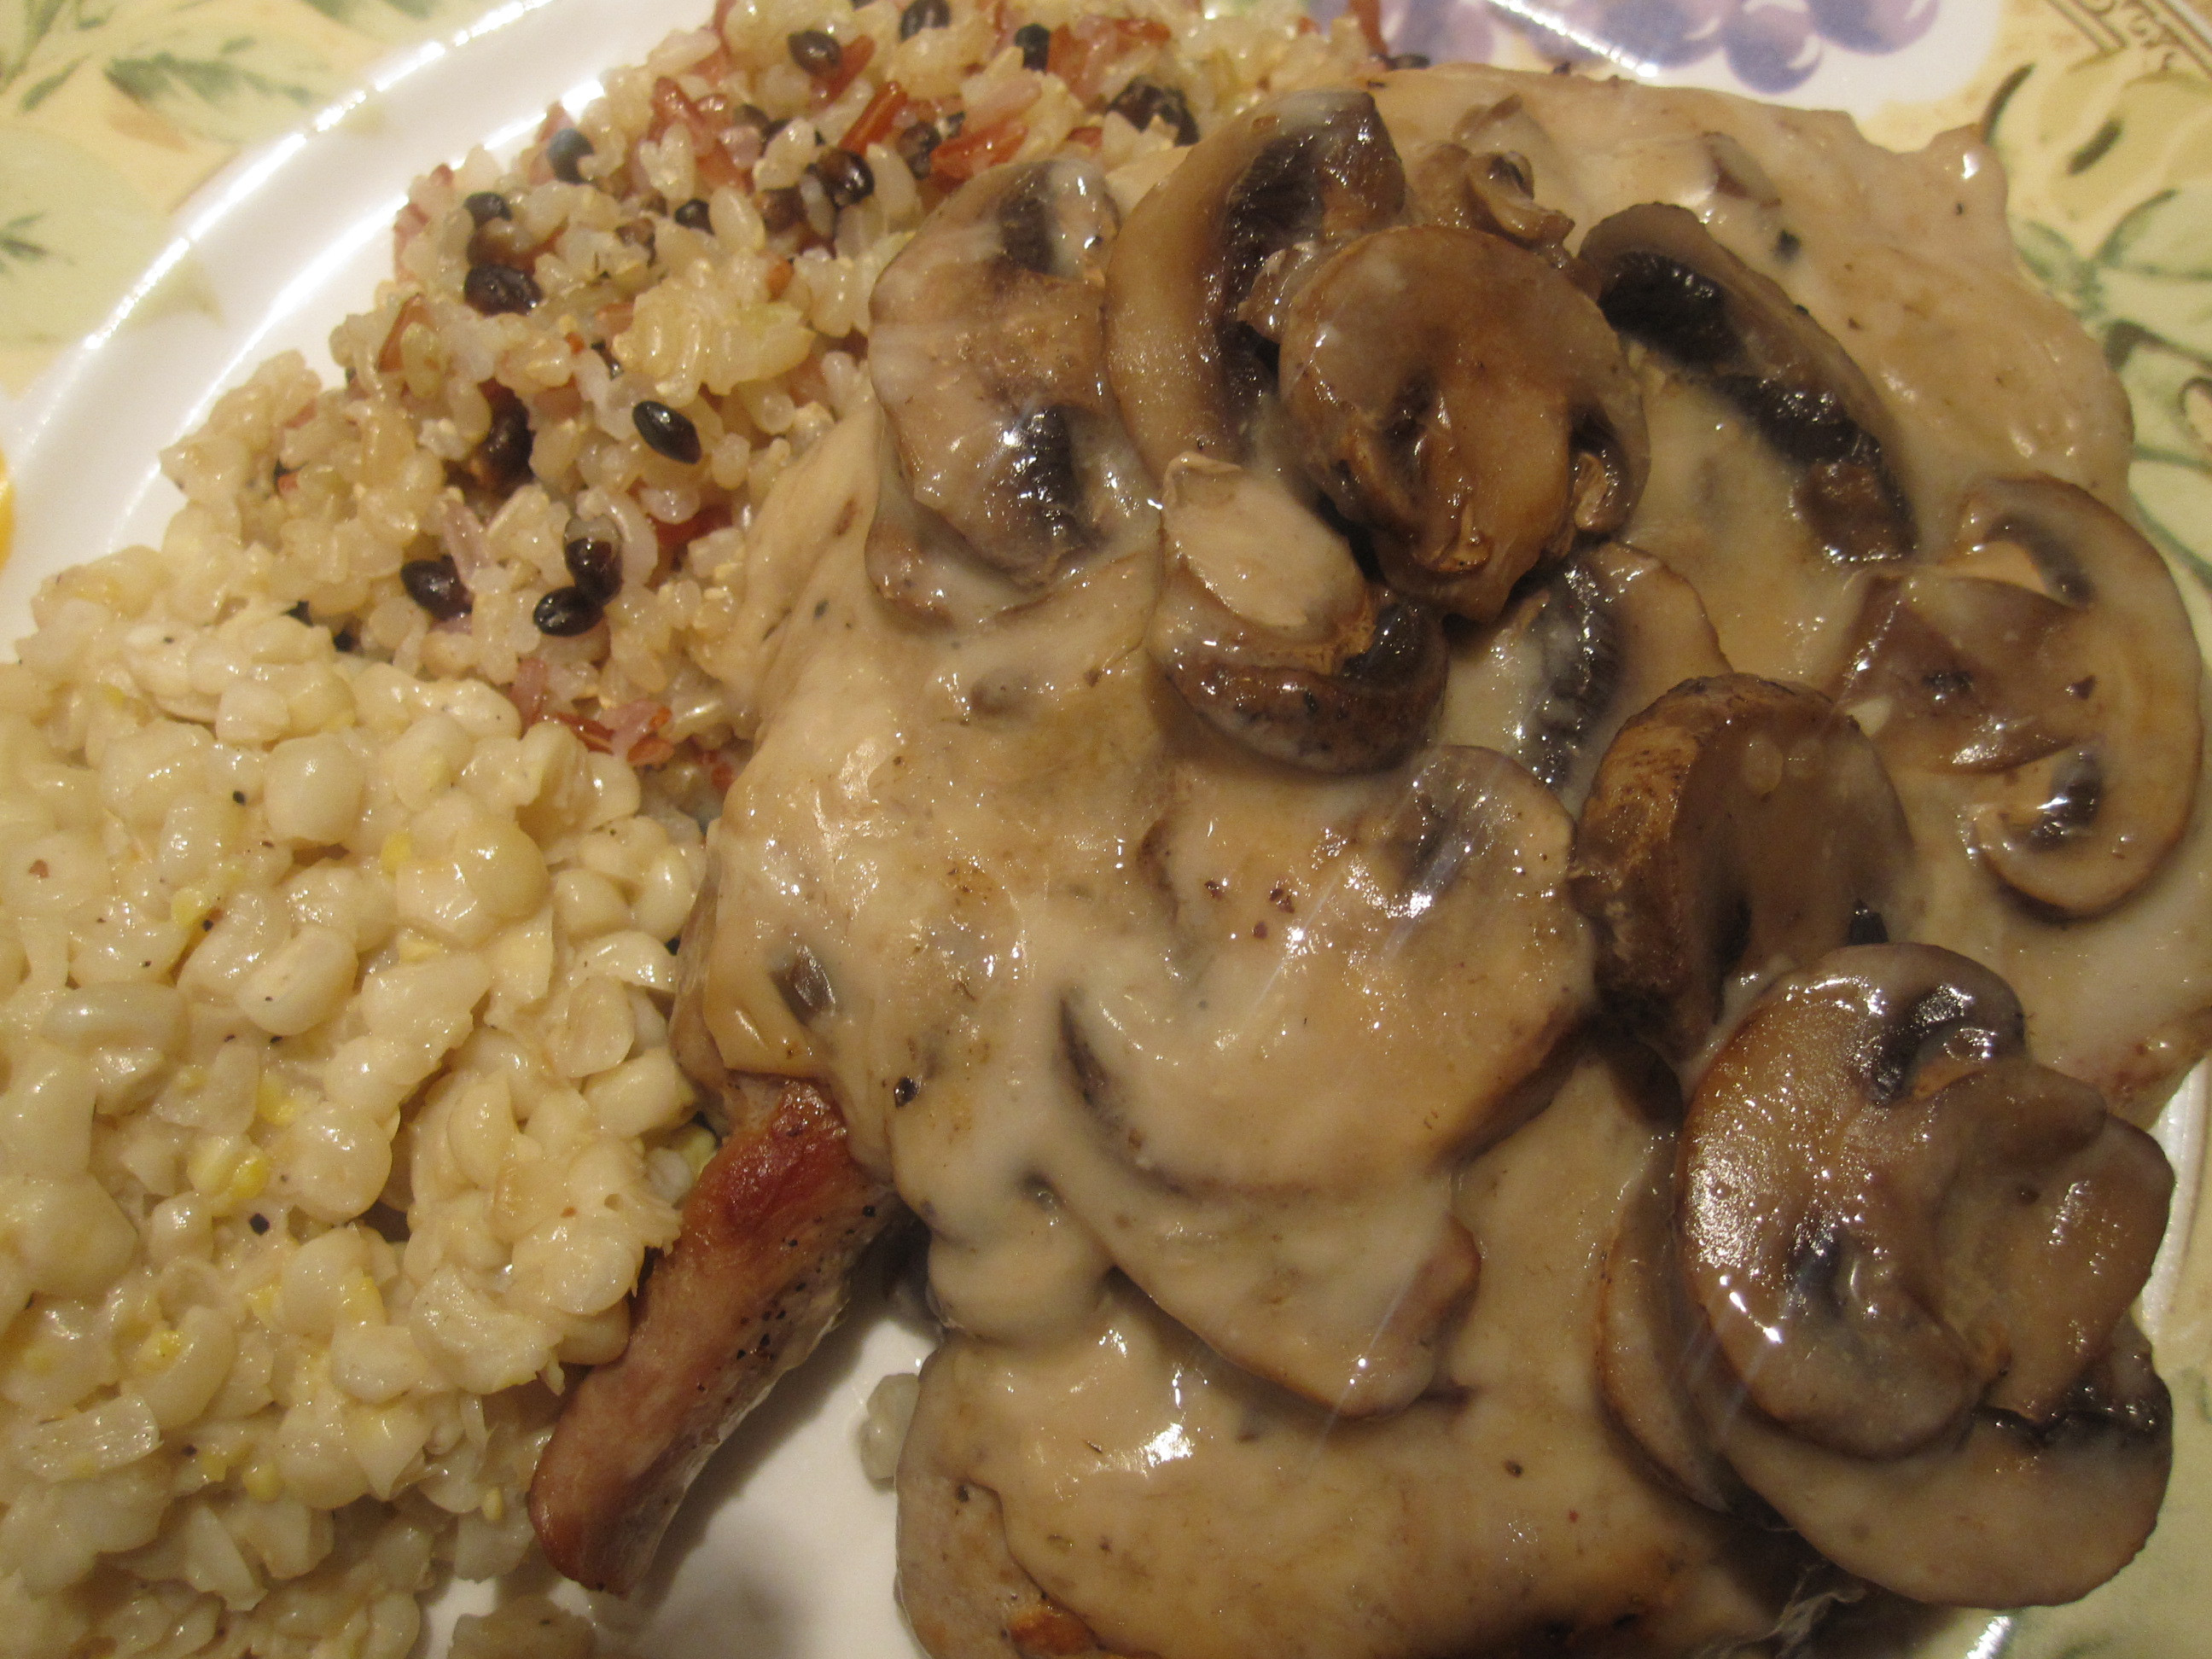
[1373,0,1937,90]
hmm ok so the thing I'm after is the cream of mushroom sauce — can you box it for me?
[686,64,2212,1650]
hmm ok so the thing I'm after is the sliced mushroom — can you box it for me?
[1104,88,1406,476]
[1407,139,1572,258]
[1440,541,1730,812]
[1674,943,2173,1604]
[1278,225,1647,622]
[1595,1157,1749,1518]
[1147,457,1446,772]
[1696,1314,2171,1608]
[1040,746,1591,1412]
[1580,203,1914,563]
[1570,674,1918,1063]
[864,425,1039,627]
[870,160,1148,589]
[1838,474,2203,917]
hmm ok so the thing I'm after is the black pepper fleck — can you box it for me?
[893,1075,918,1106]
[401,554,473,620]
[634,399,702,463]
[901,0,951,33]
[463,190,511,224]
[1014,21,1051,68]
[231,791,246,805]
[673,196,713,230]
[248,1214,271,1234]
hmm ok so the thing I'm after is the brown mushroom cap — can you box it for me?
[1597,1144,1755,1517]
[1104,88,1405,477]
[1693,1314,2171,1608]
[870,159,1147,589]
[1674,943,2174,1604]
[1147,457,1447,773]
[1569,674,1917,1063]
[1278,224,1648,622]
[1580,202,1914,564]
[1839,474,2204,917]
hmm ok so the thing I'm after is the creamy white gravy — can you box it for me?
[689,64,2212,1654]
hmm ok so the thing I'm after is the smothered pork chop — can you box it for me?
[530,62,2206,1656]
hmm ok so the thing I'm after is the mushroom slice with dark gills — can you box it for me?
[1104,88,1405,475]
[1838,474,2203,918]
[1405,97,1573,260]
[1408,144,1570,260]
[1279,225,1648,623]
[1669,944,2173,1606]
[870,159,1149,597]
[1570,674,1918,1064]
[1439,541,1730,812]
[1581,202,1915,565]
[1146,457,1447,772]
[1043,746,1591,1414]
[1596,1150,1754,1517]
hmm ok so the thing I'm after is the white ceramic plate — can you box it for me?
[0,0,2198,1653]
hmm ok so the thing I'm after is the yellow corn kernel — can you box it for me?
[188,1137,270,1213]
[185,1135,242,1196]
[133,1327,185,1374]
[247,1283,282,1325]
[669,1120,719,1179]
[171,887,218,932]
[338,1271,384,1326]
[224,1150,271,1210]
[480,1486,506,1524]
[380,831,412,876]
[242,1457,283,1503]
[395,932,442,963]
[257,1075,302,1126]
[190,1443,234,1483]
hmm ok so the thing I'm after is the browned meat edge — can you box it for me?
[529,1076,898,1592]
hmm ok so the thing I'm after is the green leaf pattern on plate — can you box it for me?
[0,0,505,367]
[297,0,498,47]
[1989,64,2212,590]
[0,123,170,344]
[102,25,346,143]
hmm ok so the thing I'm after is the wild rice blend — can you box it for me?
[0,0,1374,1653]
